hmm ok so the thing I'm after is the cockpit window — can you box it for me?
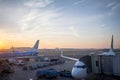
[74,65,86,68]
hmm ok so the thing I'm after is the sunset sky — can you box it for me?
[0,0,120,49]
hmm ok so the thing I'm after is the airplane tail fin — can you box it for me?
[108,35,115,55]
[111,35,113,50]
[29,40,39,56]
[33,40,39,49]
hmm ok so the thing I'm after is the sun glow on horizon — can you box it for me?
[0,37,118,49]
[0,40,10,49]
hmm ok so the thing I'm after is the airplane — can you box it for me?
[0,40,40,64]
[60,35,115,79]
[100,35,115,55]
[61,50,87,79]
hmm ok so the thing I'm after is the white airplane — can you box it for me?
[61,50,87,79]
[100,35,115,55]
[0,40,40,64]
[60,35,115,79]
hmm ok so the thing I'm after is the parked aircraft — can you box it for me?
[60,35,115,79]
[0,40,40,64]
[61,51,87,79]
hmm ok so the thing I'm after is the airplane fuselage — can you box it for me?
[0,51,38,58]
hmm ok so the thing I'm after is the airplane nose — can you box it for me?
[72,67,87,79]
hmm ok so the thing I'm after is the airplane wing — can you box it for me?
[60,51,79,61]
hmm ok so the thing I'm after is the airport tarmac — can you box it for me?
[9,60,75,80]
[6,54,119,80]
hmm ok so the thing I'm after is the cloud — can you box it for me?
[101,24,105,27]
[0,0,55,33]
[0,3,26,33]
[69,26,80,38]
[111,3,120,11]
[74,0,85,5]
[0,0,107,38]
[106,0,120,16]
[24,0,54,8]
[106,1,116,8]
[20,9,62,32]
